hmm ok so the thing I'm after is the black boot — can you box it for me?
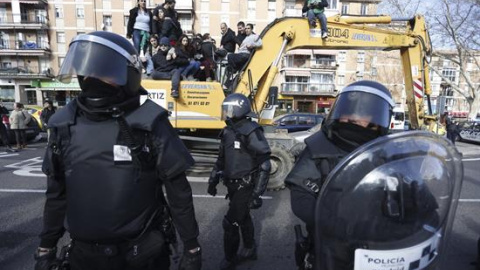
[222,217,240,268]
[238,214,256,262]
[220,258,236,270]
[237,246,257,262]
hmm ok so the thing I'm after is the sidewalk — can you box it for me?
[455,141,480,157]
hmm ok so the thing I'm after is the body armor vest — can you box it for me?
[222,119,264,179]
[44,99,191,242]
[285,131,348,195]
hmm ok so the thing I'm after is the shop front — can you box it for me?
[28,80,81,107]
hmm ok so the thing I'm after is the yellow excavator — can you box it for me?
[141,14,436,189]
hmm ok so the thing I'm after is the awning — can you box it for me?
[286,49,338,55]
[25,87,81,91]
[283,69,311,77]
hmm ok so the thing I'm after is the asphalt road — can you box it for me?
[0,139,479,270]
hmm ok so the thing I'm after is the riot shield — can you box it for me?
[314,131,463,270]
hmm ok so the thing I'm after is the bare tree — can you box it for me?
[377,0,421,17]
[378,0,480,119]
[428,0,480,119]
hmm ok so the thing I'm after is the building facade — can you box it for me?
[0,0,50,108]
[3,0,471,116]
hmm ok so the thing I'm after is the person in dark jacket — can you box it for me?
[234,21,247,47]
[302,0,329,39]
[34,31,202,270]
[286,80,394,269]
[127,0,153,55]
[197,33,217,81]
[220,23,236,53]
[208,94,271,270]
[151,6,165,39]
[0,100,15,153]
[172,35,200,81]
[40,100,56,131]
[151,37,183,98]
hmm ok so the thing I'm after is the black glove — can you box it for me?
[34,248,58,270]
[178,248,202,270]
[207,183,217,197]
[248,195,263,209]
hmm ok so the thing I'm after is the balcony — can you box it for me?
[0,40,50,56]
[0,66,53,79]
[0,13,48,30]
[310,58,337,70]
[281,82,336,96]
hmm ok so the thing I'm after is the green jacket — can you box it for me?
[302,0,329,14]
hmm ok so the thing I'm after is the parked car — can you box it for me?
[0,108,41,145]
[272,113,324,133]
[457,120,480,144]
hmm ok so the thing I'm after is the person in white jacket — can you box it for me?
[227,23,262,74]
[9,102,31,149]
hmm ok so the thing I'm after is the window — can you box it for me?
[124,15,129,26]
[360,3,367,15]
[77,31,86,36]
[57,32,65,43]
[221,15,230,26]
[280,115,297,125]
[55,6,64,18]
[357,51,365,63]
[337,74,345,85]
[284,0,299,16]
[341,3,349,14]
[327,0,337,10]
[338,51,346,62]
[442,68,456,82]
[103,15,112,27]
[201,14,209,34]
[268,0,276,21]
[2,62,12,68]
[76,6,85,18]
[0,32,9,49]
[247,0,256,20]
[299,116,315,125]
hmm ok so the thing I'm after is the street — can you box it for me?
[0,140,479,270]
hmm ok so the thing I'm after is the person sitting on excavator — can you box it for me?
[225,23,262,87]
[302,0,329,39]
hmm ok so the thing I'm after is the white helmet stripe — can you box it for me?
[71,34,140,70]
[341,85,395,108]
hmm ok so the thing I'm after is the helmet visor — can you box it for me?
[221,104,233,121]
[58,37,140,86]
[327,91,392,129]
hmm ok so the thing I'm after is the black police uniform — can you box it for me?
[286,129,347,232]
[286,80,395,269]
[39,98,199,269]
[211,118,270,265]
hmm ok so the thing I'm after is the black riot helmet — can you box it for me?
[221,93,256,121]
[323,80,395,151]
[57,31,143,109]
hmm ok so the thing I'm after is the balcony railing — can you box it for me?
[310,58,336,68]
[281,82,336,95]
[0,40,49,50]
[0,13,48,28]
[0,66,52,78]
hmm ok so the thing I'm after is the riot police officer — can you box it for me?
[207,93,271,270]
[286,80,395,269]
[34,31,202,270]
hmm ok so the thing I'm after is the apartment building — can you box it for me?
[429,50,480,117]
[0,0,50,106]
[2,0,411,112]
